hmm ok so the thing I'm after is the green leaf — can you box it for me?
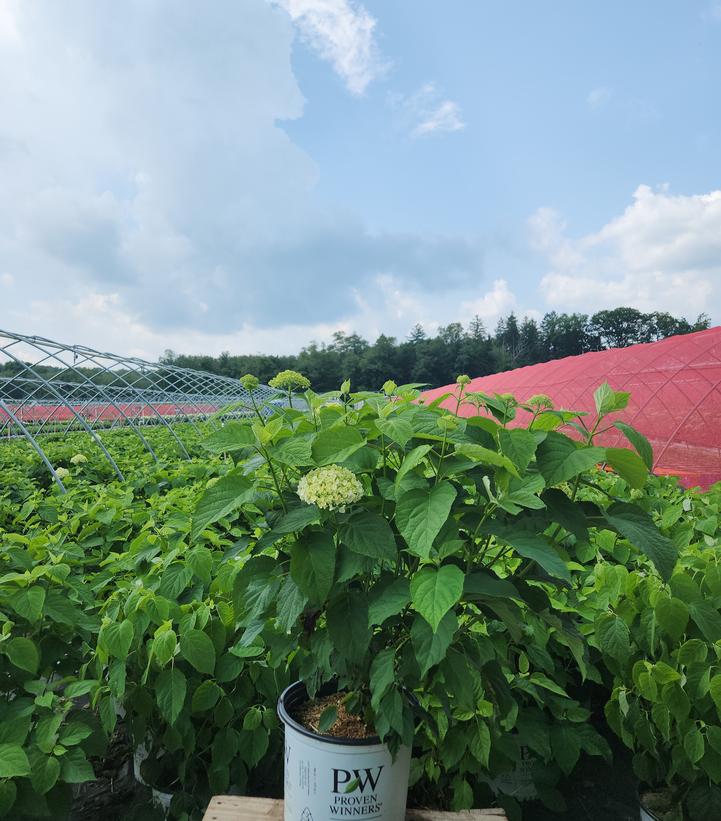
[318,706,338,734]
[10,586,45,622]
[595,613,631,661]
[99,620,134,660]
[377,417,413,447]
[453,443,519,477]
[536,433,605,485]
[276,575,308,632]
[327,591,370,663]
[29,753,60,795]
[311,427,365,465]
[158,563,193,599]
[411,611,458,675]
[602,503,678,581]
[340,510,397,562]
[551,725,581,775]
[613,422,653,470]
[58,722,92,747]
[180,629,216,674]
[688,601,721,644]
[153,629,178,667]
[369,648,395,710]
[202,422,255,454]
[410,565,464,631]
[368,578,411,626]
[541,488,588,541]
[0,744,30,778]
[191,471,254,540]
[5,637,39,674]
[269,435,314,467]
[395,445,432,487]
[272,505,321,534]
[685,727,705,764]
[594,383,629,415]
[290,530,336,604]
[395,483,457,560]
[156,668,187,725]
[654,596,689,643]
[484,524,571,582]
[60,748,95,783]
[192,681,222,713]
[228,644,264,658]
[498,428,538,472]
[0,780,16,816]
[188,547,213,584]
[463,571,520,601]
[605,448,648,489]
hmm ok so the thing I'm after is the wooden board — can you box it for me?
[203,797,507,821]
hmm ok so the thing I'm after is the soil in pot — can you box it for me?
[291,691,373,739]
[640,789,675,821]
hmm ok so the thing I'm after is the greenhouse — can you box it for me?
[0,328,279,489]
[423,326,721,489]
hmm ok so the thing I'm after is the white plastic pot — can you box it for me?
[152,787,174,815]
[278,682,411,821]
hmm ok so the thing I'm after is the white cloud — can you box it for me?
[530,185,721,320]
[587,86,613,110]
[0,1,485,358]
[271,0,385,94]
[390,83,465,138]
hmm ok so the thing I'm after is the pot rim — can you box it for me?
[638,786,670,821]
[277,680,382,747]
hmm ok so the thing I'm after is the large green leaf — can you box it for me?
[60,748,95,783]
[180,629,216,674]
[395,482,456,559]
[394,445,432,487]
[5,637,39,674]
[541,488,589,541]
[369,648,395,710]
[595,613,630,661]
[99,620,134,661]
[368,577,411,626]
[376,417,413,448]
[276,575,308,632]
[290,531,336,604]
[327,591,370,663]
[463,572,520,601]
[311,427,365,466]
[269,435,314,466]
[410,565,464,631]
[536,432,605,485]
[411,611,457,675]
[654,595,688,643]
[483,525,571,582]
[29,752,61,795]
[613,422,653,470]
[10,586,45,623]
[602,503,678,581]
[453,444,519,477]
[191,471,254,540]
[272,505,320,534]
[605,447,648,489]
[498,428,538,472]
[594,383,629,415]
[0,744,31,778]
[156,668,187,725]
[688,600,721,643]
[202,422,255,454]
[340,510,397,562]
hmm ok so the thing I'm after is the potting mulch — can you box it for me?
[291,691,374,739]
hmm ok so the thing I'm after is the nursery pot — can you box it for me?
[638,789,668,821]
[278,682,412,821]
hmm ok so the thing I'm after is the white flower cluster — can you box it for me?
[55,467,70,480]
[70,454,88,465]
[297,464,363,511]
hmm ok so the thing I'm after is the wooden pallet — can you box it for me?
[203,796,507,821]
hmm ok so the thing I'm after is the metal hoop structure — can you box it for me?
[0,329,281,491]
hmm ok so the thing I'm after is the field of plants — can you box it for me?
[1,375,720,821]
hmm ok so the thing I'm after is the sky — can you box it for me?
[0,0,720,359]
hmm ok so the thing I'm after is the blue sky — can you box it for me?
[0,0,720,357]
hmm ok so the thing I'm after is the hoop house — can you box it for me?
[422,326,721,489]
[0,329,280,490]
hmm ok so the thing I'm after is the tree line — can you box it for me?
[161,306,711,392]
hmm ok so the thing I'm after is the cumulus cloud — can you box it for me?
[530,185,721,320]
[0,0,484,357]
[390,83,465,138]
[271,0,386,94]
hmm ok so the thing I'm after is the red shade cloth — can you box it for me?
[421,327,721,490]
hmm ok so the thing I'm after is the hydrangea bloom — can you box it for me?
[269,370,311,392]
[297,465,363,511]
[70,454,88,465]
[55,467,70,480]
[240,374,259,392]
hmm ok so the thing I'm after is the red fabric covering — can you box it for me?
[421,327,721,490]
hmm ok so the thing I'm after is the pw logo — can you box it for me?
[332,766,383,794]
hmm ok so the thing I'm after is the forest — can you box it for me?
[162,306,710,391]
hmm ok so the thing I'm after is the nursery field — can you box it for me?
[1,378,721,821]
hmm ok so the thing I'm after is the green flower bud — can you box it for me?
[240,373,260,392]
